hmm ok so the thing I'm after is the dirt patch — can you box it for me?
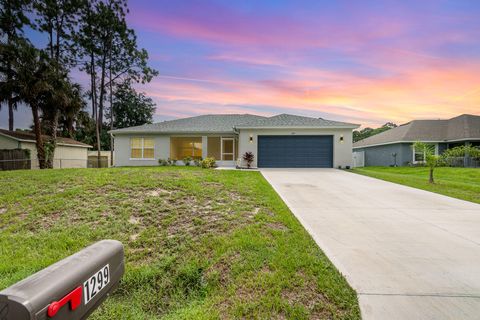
[0,208,6,215]
[146,188,172,197]
[266,222,289,232]
[129,216,141,225]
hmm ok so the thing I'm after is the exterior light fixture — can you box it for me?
[249,135,253,143]
[340,135,344,143]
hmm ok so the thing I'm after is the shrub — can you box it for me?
[242,152,254,168]
[193,158,202,167]
[158,159,169,166]
[168,158,177,166]
[183,156,192,166]
[200,157,216,169]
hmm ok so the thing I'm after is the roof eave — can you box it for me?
[234,125,359,130]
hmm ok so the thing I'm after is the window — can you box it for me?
[130,138,155,159]
[170,137,202,159]
[413,143,437,163]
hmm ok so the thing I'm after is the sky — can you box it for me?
[2,0,480,129]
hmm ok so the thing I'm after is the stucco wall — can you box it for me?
[114,134,170,166]
[0,134,20,149]
[238,128,354,168]
[355,143,413,166]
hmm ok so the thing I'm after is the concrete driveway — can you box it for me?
[261,169,480,320]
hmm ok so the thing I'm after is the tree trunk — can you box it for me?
[32,104,46,169]
[429,167,434,184]
[97,51,108,168]
[8,99,14,131]
[45,110,60,169]
[109,49,114,167]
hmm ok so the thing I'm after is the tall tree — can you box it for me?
[0,0,31,130]
[109,82,155,128]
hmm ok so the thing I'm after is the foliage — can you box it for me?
[109,82,156,128]
[443,145,480,159]
[353,122,397,142]
[167,158,177,166]
[242,151,254,168]
[182,156,192,166]
[193,158,202,167]
[413,141,442,183]
[158,158,168,166]
[200,157,216,169]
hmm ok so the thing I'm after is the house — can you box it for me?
[353,114,480,167]
[0,129,92,169]
[109,113,359,168]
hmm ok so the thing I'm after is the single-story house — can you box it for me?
[109,113,359,168]
[0,129,92,169]
[353,114,480,167]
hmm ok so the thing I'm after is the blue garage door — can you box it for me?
[258,135,333,168]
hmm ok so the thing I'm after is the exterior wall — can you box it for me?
[238,128,354,168]
[0,134,20,149]
[18,142,89,169]
[114,134,170,166]
[355,143,413,166]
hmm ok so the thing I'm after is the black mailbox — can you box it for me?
[0,240,124,320]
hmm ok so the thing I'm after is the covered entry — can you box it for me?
[258,135,333,168]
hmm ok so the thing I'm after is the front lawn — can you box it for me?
[351,167,480,204]
[0,167,359,319]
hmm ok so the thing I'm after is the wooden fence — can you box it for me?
[0,149,31,171]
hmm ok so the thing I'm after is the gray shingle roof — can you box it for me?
[109,114,266,134]
[353,114,480,148]
[234,113,358,128]
[110,113,358,134]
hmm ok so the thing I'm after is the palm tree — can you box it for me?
[10,39,54,168]
[413,141,442,183]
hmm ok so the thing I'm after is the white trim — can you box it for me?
[220,137,235,161]
[234,125,359,130]
[412,143,438,164]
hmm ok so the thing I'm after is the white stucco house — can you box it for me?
[0,129,92,169]
[109,114,359,168]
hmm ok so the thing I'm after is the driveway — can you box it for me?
[261,169,480,320]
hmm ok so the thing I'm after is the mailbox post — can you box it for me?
[0,240,124,320]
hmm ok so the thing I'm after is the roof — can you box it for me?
[353,114,480,148]
[234,113,358,129]
[0,129,92,148]
[109,113,358,134]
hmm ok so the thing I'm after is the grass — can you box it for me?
[0,167,359,319]
[351,166,480,204]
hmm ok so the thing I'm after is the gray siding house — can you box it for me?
[353,114,480,167]
[110,113,359,168]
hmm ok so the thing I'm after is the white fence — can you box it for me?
[352,151,365,167]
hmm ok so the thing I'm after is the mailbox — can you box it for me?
[0,240,124,320]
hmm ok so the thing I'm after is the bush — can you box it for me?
[242,152,254,168]
[158,159,169,166]
[200,157,216,169]
[193,158,202,167]
[182,156,192,166]
[168,158,177,166]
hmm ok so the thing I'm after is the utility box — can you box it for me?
[0,240,124,320]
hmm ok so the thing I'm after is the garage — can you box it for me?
[257,135,333,168]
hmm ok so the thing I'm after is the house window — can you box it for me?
[413,143,437,163]
[130,138,155,159]
[170,137,202,159]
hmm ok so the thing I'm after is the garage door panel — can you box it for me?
[258,135,333,168]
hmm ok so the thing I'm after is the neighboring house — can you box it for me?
[353,114,480,167]
[109,113,359,168]
[0,129,92,169]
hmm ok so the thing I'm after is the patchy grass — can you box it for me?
[0,167,359,319]
[351,166,480,204]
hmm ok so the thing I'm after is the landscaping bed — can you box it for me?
[0,167,359,319]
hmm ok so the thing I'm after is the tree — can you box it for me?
[8,40,53,168]
[353,122,398,142]
[110,82,155,128]
[0,0,31,130]
[413,141,442,183]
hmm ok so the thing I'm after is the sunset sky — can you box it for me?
[2,0,480,128]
